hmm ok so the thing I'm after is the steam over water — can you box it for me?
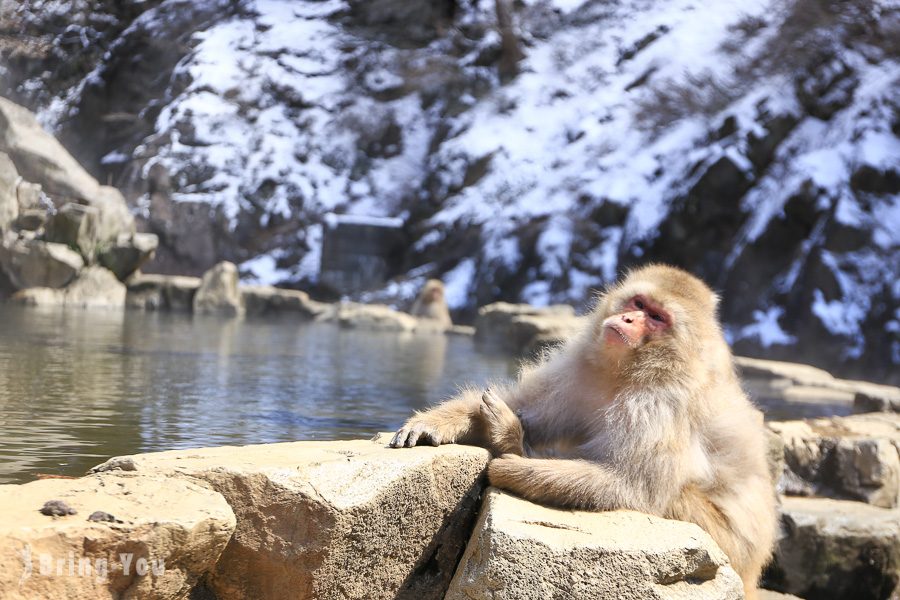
[0,306,515,483]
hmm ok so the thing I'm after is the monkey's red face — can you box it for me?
[602,295,671,349]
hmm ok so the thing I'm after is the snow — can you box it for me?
[323,213,404,229]
[737,306,797,347]
[241,254,291,285]
[442,259,476,310]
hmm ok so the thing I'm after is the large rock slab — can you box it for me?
[446,488,743,600]
[193,261,244,317]
[0,472,236,600]
[766,497,900,600]
[0,238,83,289]
[241,284,325,318]
[126,273,201,311]
[0,97,100,201]
[769,413,900,508]
[317,301,420,332]
[474,302,580,352]
[10,266,127,309]
[737,356,900,419]
[91,437,490,600]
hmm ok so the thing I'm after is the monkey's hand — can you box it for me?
[389,415,448,448]
[480,389,525,456]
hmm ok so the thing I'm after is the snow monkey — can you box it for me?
[410,279,453,328]
[390,265,777,597]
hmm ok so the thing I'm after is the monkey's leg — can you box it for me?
[390,388,489,448]
[479,388,525,456]
[487,455,651,512]
[667,485,763,599]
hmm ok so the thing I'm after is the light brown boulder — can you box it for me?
[768,413,900,507]
[193,261,244,317]
[241,284,323,318]
[447,488,743,600]
[0,238,83,289]
[767,497,900,600]
[90,436,490,600]
[126,273,201,311]
[0,97,100,201]
[11,266,126,309]
[317,301,419,332]
[735,356,836,386]
[0,151,18,230]
[474,302,579,352]
[0,472,236,600]
[99,233,159,281]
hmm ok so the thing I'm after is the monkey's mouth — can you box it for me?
[604,324,633,347]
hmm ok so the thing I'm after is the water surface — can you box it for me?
[0,305,516,483]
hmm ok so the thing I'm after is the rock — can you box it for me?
[0,238,83,289]
[98,232,159,281]
[241,284,323,318]
[126,273,201,311]
[768,413,900,508]
[11,266,127,309]
[474,302,578,352]
[15,180,42,211]
[59,266,127,309]
[766,497,900,600]
[91,436,490,600]
[446,488,743,600]
[736,356,836,387]
[317,301,420,332]
[758,591,803,600]
[0,97,100,201]
[448,324,476,336]
[854,382,900,413]
[39,500,76,516]
[193,261,244,317]
[13,209,46,231]
[92,186,136,242]
[0,472,236,600]
[0,152,19,230]
[516,313,591,355]
[737,357,900,419]
[45,202,103,260]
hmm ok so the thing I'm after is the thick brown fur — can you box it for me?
[410,279,453,328]
[391,265,777,597]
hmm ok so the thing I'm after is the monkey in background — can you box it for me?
[410,279,453,329]
[391,265,777,598]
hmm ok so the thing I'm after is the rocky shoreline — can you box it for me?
[1,408,898,600]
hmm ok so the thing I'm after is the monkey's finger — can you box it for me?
[406,426,424,447]
[390,428,409,448]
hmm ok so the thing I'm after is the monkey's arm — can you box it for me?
[390,387,524,453]
[487,454,655,512]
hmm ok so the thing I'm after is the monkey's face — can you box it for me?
[592,265,720,378]
[601,295,670,351]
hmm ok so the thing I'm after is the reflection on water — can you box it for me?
[0,305,516,484]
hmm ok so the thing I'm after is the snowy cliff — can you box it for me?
[1,0,897,381]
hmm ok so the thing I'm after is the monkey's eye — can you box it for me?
[650,313,664,322]
[634,299,645,309]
